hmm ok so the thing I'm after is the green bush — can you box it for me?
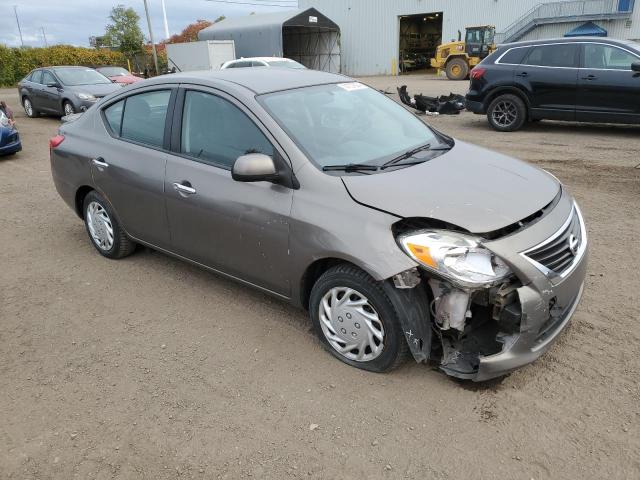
[0,45,127,87]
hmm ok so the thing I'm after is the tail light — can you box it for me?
[49,135,65,149]
[470,68,487,80]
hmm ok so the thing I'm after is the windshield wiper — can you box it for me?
[381,143,451,170]
[322,163,379,172]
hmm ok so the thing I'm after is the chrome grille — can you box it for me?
[524,207,583,276]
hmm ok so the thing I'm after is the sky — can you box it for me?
[0,0,299,48]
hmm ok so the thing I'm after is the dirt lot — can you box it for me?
[1,75,639,480]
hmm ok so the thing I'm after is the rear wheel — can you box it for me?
[445,58,469,80]
[309,264,409,372]
[83,191,136,259]
[487,94,527,132]
[63,101,75,116]
[23,97,38,118]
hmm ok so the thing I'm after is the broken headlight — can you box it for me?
[398,230,511,288]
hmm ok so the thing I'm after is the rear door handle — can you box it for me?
[92,157,109,169]
[173,181,196,195]
[516,71,529,77]
[581,74,597,80]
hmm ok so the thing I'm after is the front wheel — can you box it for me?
[83,191,136,259]
[486,94,527,132]
[309,264,409,372]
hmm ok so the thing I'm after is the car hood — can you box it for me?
[68,83,122,97]
[341,140,560,234]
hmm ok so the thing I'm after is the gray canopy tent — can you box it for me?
[198,8,341,73]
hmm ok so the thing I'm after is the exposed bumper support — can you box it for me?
[475,281,584,381]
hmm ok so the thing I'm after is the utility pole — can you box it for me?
[41,27,48,47]
[142,0,159,75]
[13,5,24,47]
[161,0,170,40]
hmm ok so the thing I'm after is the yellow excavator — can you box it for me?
[430,25,496,80]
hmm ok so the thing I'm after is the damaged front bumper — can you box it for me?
[397,189,588,381]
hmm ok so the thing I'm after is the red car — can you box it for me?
[95,66,142,85]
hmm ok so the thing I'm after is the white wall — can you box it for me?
[299,0,640,75]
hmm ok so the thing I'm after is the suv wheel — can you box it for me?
[83,191,136,259]
[487,94,527,132]
[445,58,469,80]
[309,264,409,372]
[23,97,38,118]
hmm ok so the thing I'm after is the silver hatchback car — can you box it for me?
[50,69,587,381]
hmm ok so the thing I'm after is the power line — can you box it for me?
[204,0,298,7]
[13,5,24,47]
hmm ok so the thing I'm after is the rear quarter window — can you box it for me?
[497,46,530,65]
[104,100,124,135]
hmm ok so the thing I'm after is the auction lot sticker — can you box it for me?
[337,82,368,92]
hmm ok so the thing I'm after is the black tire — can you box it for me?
[486,94,527,132]
[62,101,75,116]
[309,264,409,373]
[23,97,38,118]
[445,58,469,80]
[82,190,136,259]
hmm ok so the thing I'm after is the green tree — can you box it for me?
[103,5,144,57]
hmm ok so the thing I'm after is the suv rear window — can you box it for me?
[498,47,530,65]
[524,44,578,68]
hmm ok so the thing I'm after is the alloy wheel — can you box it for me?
[86,201,114,251]
[64,102,74,116]
[491,100,518,128]
[24,98,33,117]
[318,286,385,362]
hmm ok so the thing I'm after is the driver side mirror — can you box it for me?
[46,82,61,88]
[632,62,640,72]
[232,153,279,183]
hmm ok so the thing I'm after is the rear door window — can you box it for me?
[525,44,578,68]
[31,70,43,84]
[180,90,274,169]
[120,90,171,147]
[583,43,640,70]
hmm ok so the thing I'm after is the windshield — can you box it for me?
[260,83,438,168]
[97,67,129,77]
[267,60,306,69]
[55,68,112,86]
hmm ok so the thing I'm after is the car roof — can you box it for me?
[231,57,297,63]
[146,68,349,94]
[499,36,639,50]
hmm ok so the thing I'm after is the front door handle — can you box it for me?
[92,157,109,169]
[173,181,196,195]
[581,74,597,80]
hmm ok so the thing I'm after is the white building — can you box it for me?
[298,0,640,75]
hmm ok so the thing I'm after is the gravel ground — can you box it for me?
[1,75,639,480]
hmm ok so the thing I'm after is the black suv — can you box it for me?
[466,37,640,131]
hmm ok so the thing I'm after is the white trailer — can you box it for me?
[166,40,236,72]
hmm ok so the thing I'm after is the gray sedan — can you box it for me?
[49,68,587,381]
[18,66,122,117]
